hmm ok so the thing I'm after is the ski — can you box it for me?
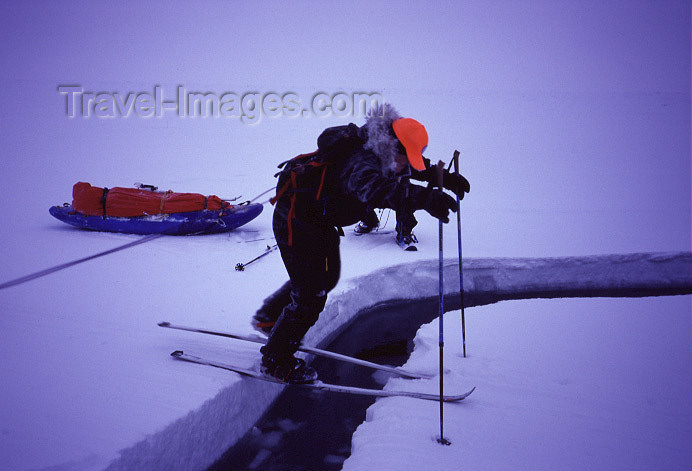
[170,351,475,403]
[158,321,431,380]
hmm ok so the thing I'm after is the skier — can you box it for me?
[253,104,470,383]
[353,158,470,250]
[353,205,419,250]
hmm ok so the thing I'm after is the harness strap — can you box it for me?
[270,177,292,206]
[287,172,297,246]
[313,162,329,201]
[270,151,319,205]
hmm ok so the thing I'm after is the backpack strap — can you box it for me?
[270,150,328,246]
[270,150,319,205]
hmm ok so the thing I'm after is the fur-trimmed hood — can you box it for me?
[362,103,402,174]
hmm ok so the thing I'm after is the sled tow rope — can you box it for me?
[0,234,163,290]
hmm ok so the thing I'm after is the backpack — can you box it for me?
[270,123,363,244]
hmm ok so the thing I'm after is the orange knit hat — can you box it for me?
[392,118,428,171]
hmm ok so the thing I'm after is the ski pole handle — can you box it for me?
[436,160,445,190]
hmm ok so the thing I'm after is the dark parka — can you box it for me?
[276,122,436,230]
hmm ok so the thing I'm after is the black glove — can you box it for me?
[419,163,471,199]
[442,171,470,199]
[421,188,457,223]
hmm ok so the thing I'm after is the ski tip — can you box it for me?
[171,350,184,357]
[158,321,171,327]
[445,386,476,402]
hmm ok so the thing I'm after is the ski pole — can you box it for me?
[436,160,451,446]
[235,244,278,271]
[452,150,467,358]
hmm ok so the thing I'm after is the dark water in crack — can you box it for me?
[207,297,449,471]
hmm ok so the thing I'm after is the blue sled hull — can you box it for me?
[49,203,263,235]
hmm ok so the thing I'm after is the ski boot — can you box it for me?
[353,221,378,235]
[260,355,318,384]
[354,210,380,235]
[252,281,293,335]
[396,232,418,251]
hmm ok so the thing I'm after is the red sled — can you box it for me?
[50,182,263,235]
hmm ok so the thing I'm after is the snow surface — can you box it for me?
[343,296,692,471]
[1,1,690,470]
